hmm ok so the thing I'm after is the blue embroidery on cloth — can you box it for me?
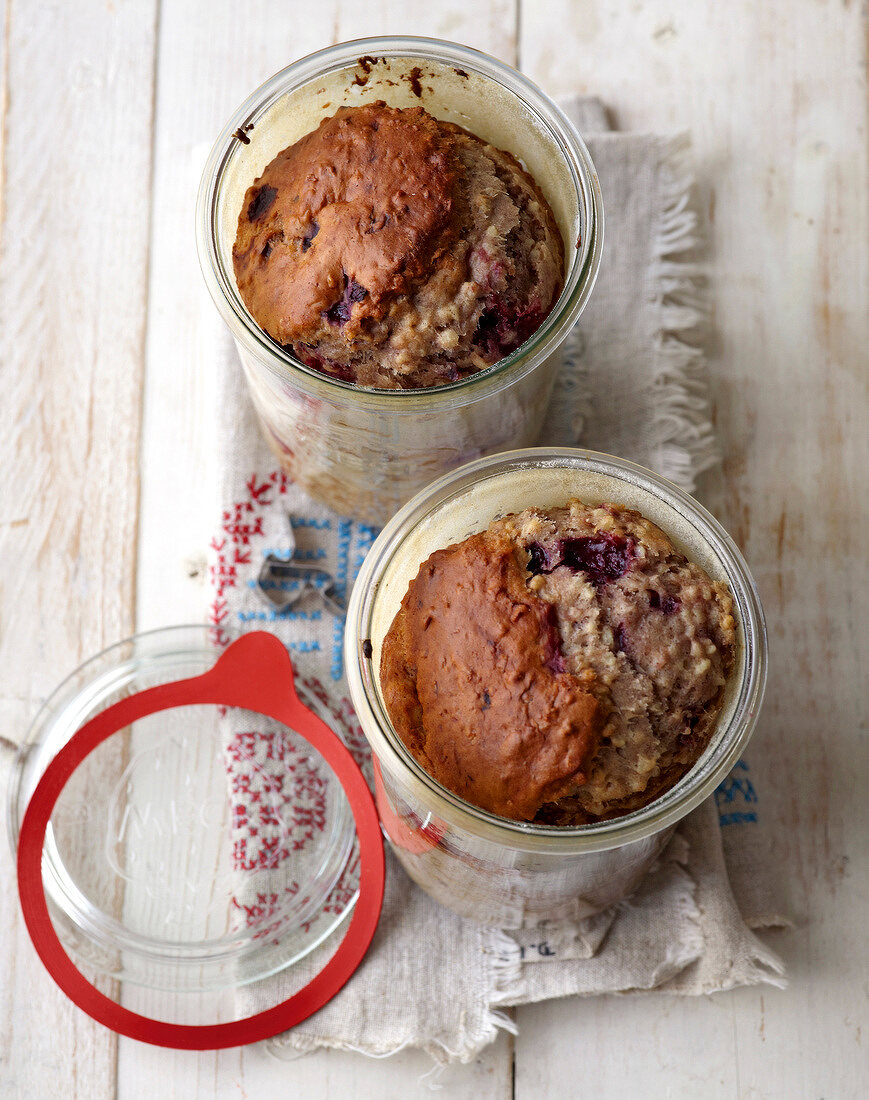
[331,519,353,680]
[715,759,759,826]
[290,517,332,530]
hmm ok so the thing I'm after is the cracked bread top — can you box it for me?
[380,500,736,824]
[233,102,564,389]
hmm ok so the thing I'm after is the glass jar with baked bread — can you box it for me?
[345,449,767,928]
[196,38,603,525]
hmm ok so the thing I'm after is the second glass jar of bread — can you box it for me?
[345,449,767,927]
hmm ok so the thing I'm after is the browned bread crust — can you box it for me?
[233,103,457,345]
[233,102,564,389]
[379,527,601,822]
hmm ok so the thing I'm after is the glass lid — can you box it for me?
[7,626,384,1048]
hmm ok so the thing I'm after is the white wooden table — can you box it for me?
[1,2,867,1096]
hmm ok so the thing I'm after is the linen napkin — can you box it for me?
[205,97,786,1065]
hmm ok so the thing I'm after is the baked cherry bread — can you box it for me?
[232,102,564,389]
[380,500,736,824]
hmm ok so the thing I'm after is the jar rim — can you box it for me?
[345,448,768,853]
[194,36,604,410]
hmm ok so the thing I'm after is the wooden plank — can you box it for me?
[334,0,518,62]
[517,1,869,1096]
[118,1031,514,1100]
[128,2,516,1097]
[0,0,159,1097]
[0,0,8,234]
[516,994,739,1097]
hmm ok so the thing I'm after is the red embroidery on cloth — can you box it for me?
[323,852,361,917]
[231,883,301,937]
[299,675,373,787]
[227,728,328,872]
[208,470,290,646]
[209,472,365,935]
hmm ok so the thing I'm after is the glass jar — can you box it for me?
[196,38,603,525]
[345,448,767,928]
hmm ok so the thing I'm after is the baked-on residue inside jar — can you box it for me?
[379,500,736,824]
[232,102,565,389]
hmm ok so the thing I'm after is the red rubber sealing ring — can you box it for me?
[16,631,385,1050]
[373,758,442,854]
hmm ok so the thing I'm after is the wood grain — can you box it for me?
[0,0,158,1097]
